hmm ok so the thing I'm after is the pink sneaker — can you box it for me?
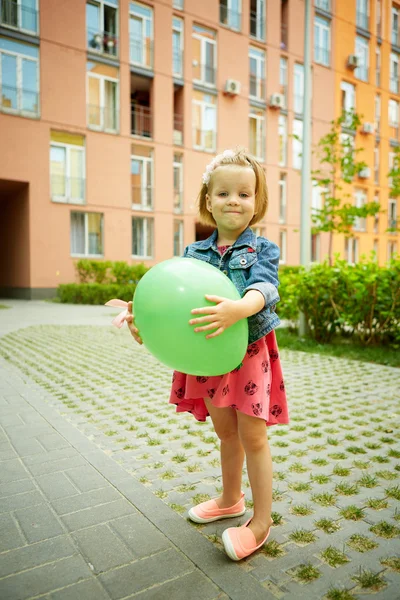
[188,492,245,524]
[222,518,273,561]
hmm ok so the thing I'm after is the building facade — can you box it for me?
[0,0,398,298]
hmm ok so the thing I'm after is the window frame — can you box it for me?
[314,15,330,67]
[132,216,154,259]
[173,219,184,256]
[278,114,287,167]
[0,0,39,35]
[279,230,287,264]
[354,35,369,82]
[131,153,153,211]
[353,188,367,232]
[87,64,119,133]
[279,56,288,107]
[250,0,265,41]
[129,1,153,69]
[86,0,118,56]
[249,108,266,162]
[192,25,217,88]
[50,141,86,204]
[192,94,217,152]
[293,63,304,115]
[70,211,104,258]
[249,46,266,102]
[292,118,303,170]
[279,173,287,224]
[390,52,399,94]
[173,154,183,213]
[172,16,184,78]
[345,237,359,265]
[0,38,40,116]
[392,4,399,46]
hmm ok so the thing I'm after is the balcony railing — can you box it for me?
[250,11,265,40]
[130,38,154,70]
[173,113,183,145]
[193,63,216,87]
[173,189,183,212]
[87,28,118,57]
[249,75,266,101]
[173,49,183,78]
[0,84,39,116]
[0,0,38,33]
[193,128,216,152]
[219,5,241,30]
[131,105,152,138]
[356,11,369,31]
[315,46,330,66]
[51,176,85,203]
[281,23,288,50]
[132,185,153,210]
[87,104,118,131]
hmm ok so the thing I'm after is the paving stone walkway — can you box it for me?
[0,300,399,599]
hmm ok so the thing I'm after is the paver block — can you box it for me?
[9,437,47,458]
[0,513,26,551]
[27,455,87,477]
[36,471,79,501]
[23,446,80,466]
[99,548,194,599]
[64,465,108,492]
[39,433,71,452]
[0,489,43,513]
[0,458,29,483]
[15,503,64,543]
[131,569,224,600]
[110,513,170,557]
[60,498,136,532]
[48,578,111,600]
[0,536,76,578]
[0,478,35,498]
[52,486,121,516]
[0,555,93,600]
[0,441,16,461]
[72,523,134,573]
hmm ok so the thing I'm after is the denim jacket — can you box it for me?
[183,227,281,344]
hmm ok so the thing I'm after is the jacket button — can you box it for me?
[240,258,247,265]
[223,270,228,275]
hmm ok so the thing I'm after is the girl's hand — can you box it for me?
[189,295,243,339]
[125,301,143,345]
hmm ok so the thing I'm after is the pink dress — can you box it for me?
[169,246,289,427]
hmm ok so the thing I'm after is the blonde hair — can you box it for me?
[198,147,268,227]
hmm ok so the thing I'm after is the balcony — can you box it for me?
[219,4,241,31]
[281,23,288,50]
[0,84,39,117]
[131,105,152,138]
[50,176,85,204]
[130,38,153,71]
[250,11,265,40]
[193,62,216,88]
[173,113,183,146]
[0,0,38,34]
[132,185,153,210]
[87,104,118,132]
[249,75,266,102]
[87,28,118,58]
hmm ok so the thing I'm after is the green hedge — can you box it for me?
[57,283,137,305]
[74,259,148,285]
[277,257,400,346]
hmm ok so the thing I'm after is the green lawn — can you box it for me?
[276,328,399,368]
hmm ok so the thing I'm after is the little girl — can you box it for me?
[126,148,289,561]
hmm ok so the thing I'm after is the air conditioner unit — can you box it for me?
[224,79,241,95]
[269,93,285,109]
[347,54,359,69]
[361,122,374,134]
[358,167,371,179]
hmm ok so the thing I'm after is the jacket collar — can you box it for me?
[196,227,257,251]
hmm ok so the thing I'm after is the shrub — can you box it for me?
[57,283,137,305]
[74,259,148,285]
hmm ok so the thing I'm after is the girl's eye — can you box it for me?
[219,192,228,197]
[240,193,249,198]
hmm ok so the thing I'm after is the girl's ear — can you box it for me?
[205,193,212,212]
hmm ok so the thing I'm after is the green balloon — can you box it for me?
[133,258,248,376]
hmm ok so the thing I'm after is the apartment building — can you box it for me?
[0,0,397,298]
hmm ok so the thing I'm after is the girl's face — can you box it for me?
[206,165,256,236]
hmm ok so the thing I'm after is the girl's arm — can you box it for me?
[243,239,280,311]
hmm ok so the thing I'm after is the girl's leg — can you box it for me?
[204,399,245,507]
[237,411,273,543]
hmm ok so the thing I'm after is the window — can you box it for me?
[249,47,266,101]
[173,220,184,256]
[279,57,288,107]
[314,15,330,66]
[130,2,153,69]
[279,173,286,223]
[292,118,303,170]
[281,0,288,50]
[373,197,379,233]
[131,150,153,210]
[388,198,398,231]
[252,226,265,237]
[192,91,217,151]
[50,132,85,204]
[389,99,399,141]
[355,36,369,82]
[173,154,183,212]
[341,81,356,123]
[392,4,399,46]
[0,37,39,116]
[249,109,265,161]
[375,94,381,133]
[71,212,103,256]
[311,234,320,263]
[294,63,304,114]
[388,240,397,259]
[373,238,379,260]
[87,61,118,132]
[132,217,153,258]
[345,237,359,264]
[172,17,184,78]
[86,1,118,57]
[389,151,395,187]
[356,0,369,30]
[278,114,287,167]
[0,0,38,34]
[374,144,379,184]
[390,53,399,93]
[354,189,367,231]
[192,25,216,87]
[173,0,184,9]
[220,0,241,31]
[315,0,330,10]
[250,0,265,40]
[312,182,323,218]
[279,230,287,264]
[375,46,380,87]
